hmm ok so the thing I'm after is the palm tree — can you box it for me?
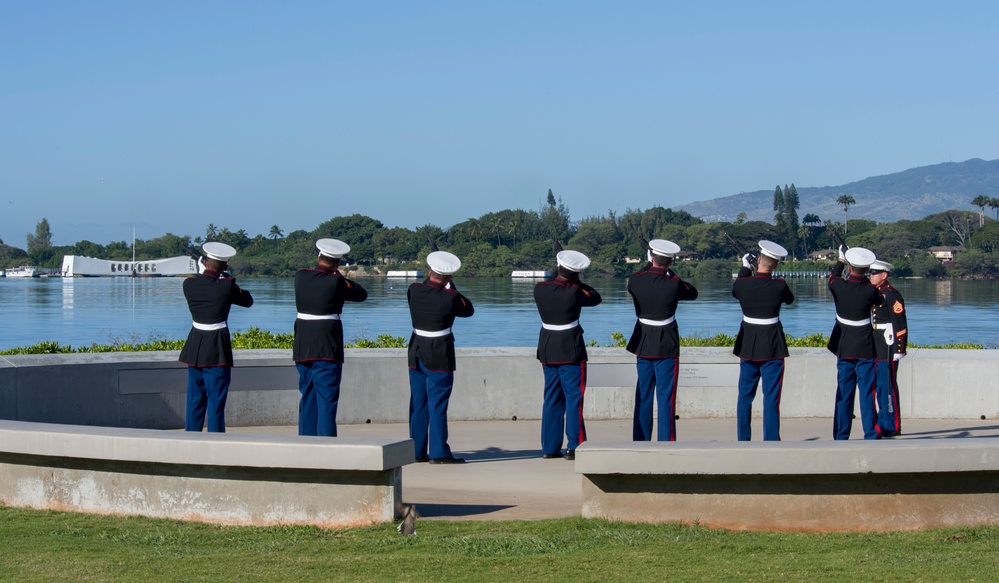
[797,224,813,257]
[467,219,483,243]
[268,225,284,240]
[990,197,999,222]
[489,217,504,246]
[799,214,821,258]
[205,223,218,240]
[836,195,856,234]
[972,195,991,227]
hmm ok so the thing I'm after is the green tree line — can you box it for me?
[4,192,998,279]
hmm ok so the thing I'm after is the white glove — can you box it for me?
[646,249,653,262]
[893,353,905,362]
[838,245,846,261]
[741,253,752,269]
[445,280,454,290]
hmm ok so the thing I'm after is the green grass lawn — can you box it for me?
[2,506,997,582]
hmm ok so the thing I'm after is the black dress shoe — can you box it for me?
[564,450,575,461]
[414,456,429,463]
[542,452,562,459]
[429,455,466,464]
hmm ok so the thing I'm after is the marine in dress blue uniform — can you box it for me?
[407,251,474,464]
[534,250,602,460]
[827,246,885,440]
[293,238,368,437]
[179,242,253,433]
[731,241,795,441]
[869,260,908,437]
[626,239,698,442]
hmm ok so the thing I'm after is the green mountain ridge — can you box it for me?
[678,158,999,223]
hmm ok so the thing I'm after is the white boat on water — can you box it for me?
[3,265,39,278]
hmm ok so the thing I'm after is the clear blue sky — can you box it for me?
[2,1,998,246]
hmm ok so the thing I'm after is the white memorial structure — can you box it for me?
[61,255,198,277]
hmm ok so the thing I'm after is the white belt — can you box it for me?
[542,320,580,331]
[743,316,779,325]
[192,321,227,331]
[836,315,872,327]
[297,312,340,321]
[638,316,675,327]
[874,322,895,345]
[414,327,452,338]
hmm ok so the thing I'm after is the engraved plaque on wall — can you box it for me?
[677,363,739,386]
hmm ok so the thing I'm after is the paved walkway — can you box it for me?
[232,417,999,521]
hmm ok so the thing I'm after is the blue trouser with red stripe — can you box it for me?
[185,365,230,433]
[633,357,678,441]
[833,358,879,440]
[541,362,587,455]
[409,360,455,460]
[876,359,902,435]
[296,360,342,437]
[737,359,785,441]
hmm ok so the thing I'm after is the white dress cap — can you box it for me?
[202,242,237,262]
[427,251,462,275]
[556,250,591,272]
[870,259,893,273]
[844,247,876,269]
[316,238,350,259]
[648,239,681,258]
[758,240,788,260]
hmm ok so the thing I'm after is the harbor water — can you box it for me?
[1,276,996,350]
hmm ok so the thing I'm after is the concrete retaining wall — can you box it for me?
[577,439,999,531]
[0,420,411,527]
[1,347,997,428]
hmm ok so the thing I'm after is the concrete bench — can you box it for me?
[0,420,413,527]
[577,440,999,531]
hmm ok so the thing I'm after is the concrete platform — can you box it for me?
[231,417,999,522]
[0,421,412,527]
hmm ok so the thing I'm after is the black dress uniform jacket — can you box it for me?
[534,277,602,364]
[407,279,474,372]
[293,266,368,363]
[872,280,908,360]
[827,261,884,358]
[179,269,253,367]
[625,266,698,358]
[732,267,794,360]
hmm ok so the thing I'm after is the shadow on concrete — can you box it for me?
[462,446,543,463]
[900,424,999,439]
[411,503,516,518]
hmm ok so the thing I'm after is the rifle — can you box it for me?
[828,227,848,252]
[549,237,563,281]
[189,249,231,277]
[425,231,440,253]
[724,232,757,270]
[636,234,652,271]
[190,250,205,275]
